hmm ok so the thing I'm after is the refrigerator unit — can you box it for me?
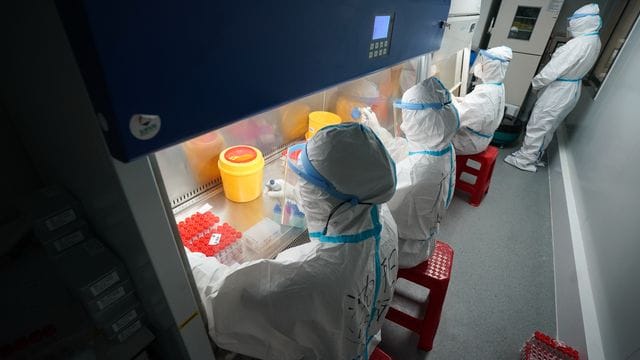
[488,0,565,113]
[1,0,459,358]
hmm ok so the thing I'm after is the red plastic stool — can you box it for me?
[385,241,454,351]
[371,346,392,360]
[455,145,499,206]
[521,331,580,359]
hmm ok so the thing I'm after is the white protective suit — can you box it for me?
[361,77,459,268]
[505,4,602,172]
[452,46,512,155]
[187,123,399,360]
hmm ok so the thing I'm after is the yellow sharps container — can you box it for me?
[305,111,341,140]
[218,145,264,203]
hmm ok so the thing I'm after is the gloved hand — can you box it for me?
[359,107,382,129]
[359,106,407,162]
[265,179,299,201]
[265,179,285,199]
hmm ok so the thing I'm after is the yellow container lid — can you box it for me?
[218,145,264,176]
[308,111,341,138]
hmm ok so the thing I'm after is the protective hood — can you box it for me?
[295,123,397,233]
[474,46,512,83]
[568,3,601,37]
[397,77,459,151]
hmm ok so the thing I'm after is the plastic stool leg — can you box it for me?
[468,189,484,207]
[386,307,421,333]
[468,158,496,206]
[371,346,392,360]
[417,283,449,351]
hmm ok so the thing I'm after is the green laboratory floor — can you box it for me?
[380,148,556,359]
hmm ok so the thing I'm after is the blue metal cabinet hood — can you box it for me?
[57,0,450,161]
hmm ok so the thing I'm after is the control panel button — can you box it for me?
[368,36,391,59]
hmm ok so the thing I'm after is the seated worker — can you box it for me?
[186,123,399,360]
[452,46,512,155]
[359,77,459,268]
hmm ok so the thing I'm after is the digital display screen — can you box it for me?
[372,16,391,40]
[508,6,541,41]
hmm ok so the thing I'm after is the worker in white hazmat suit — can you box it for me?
[452,46,512,155]
[359,77,459,268]
[186,123,399,360]
[505,3,602,172]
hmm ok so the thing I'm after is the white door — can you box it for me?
[503,52,542,107]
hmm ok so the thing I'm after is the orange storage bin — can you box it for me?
[183,131,226,184]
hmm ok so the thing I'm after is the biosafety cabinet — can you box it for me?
[2,0,457,358]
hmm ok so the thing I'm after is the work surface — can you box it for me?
[381,148,556,359]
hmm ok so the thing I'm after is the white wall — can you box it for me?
[559,17,640,360]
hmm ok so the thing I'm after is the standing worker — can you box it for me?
[453,46,512,155]
[359,77,459,268]
[188,123,399,360]
[505,4,602,171]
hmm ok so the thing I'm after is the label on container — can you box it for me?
[45,209,77,231]
[209,233,222,245]
[54,230,85,252]
[112,309,139,332]
[117,320,142,342]
[197,204,213,213]
[89,271,120,296]
[224,146,257,163]
[97,286,126,310]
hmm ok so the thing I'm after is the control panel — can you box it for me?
[369,15,394,59]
